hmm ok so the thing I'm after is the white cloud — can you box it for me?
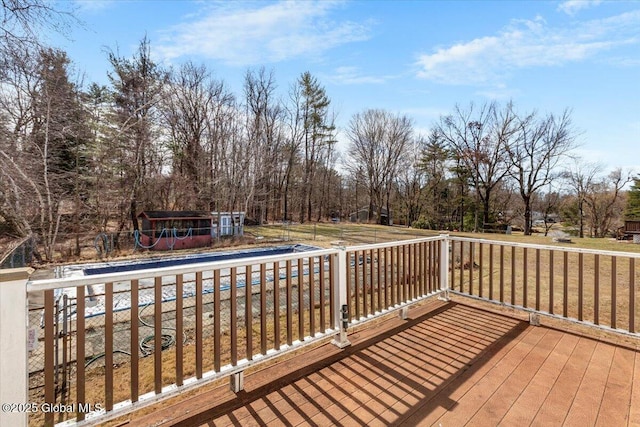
[155,1,372,66]
[415,11,640,86]
[558,0,603,16]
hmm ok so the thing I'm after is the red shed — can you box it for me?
[136,211,213,251]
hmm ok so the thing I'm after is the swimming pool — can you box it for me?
[54,244,325,318]
[80,244,320,276]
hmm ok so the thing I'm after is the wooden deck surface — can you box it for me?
[129,299,640,427]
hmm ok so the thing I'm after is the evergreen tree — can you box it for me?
[297,72,335,222]
[625,176,640,219]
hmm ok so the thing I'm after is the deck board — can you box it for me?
[128,299,640,427]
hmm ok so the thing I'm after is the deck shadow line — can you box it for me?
[143,301,528,427]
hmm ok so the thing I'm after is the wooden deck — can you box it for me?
[129,299,640,427]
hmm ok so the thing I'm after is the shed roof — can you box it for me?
[138,211,212,220]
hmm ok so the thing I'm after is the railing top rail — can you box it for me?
[346,235,444,252]
[449,235,640,259]
[27,247,339,292]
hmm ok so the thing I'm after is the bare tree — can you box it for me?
[243,67,284,224]
[161,61,232,210]
[563,159,601,238]
[583,169,631,237]
[436,102,517,232]
[507,108,577,235]
[1,0,75,55]
[346,109,412,224]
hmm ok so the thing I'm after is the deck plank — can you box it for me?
[563,340,615,426]
[595,346,636,426]
[500,331,579,426]
[124,300,638,427]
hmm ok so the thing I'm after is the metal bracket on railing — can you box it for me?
[230,371,244,393]
[332,304,351,348]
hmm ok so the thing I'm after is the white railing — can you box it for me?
[3,234,639,427]
[1,237,444,427]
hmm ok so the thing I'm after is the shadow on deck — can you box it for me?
[128,299,640,426]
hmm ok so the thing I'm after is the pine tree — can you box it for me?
[625,176,640,219]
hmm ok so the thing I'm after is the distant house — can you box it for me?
[349,206,392,225]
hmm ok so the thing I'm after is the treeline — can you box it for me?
[0,4,636,261]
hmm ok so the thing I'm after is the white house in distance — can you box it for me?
[211,211,245,237]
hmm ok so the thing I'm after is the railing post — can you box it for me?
[331,245,351,348]
[0,268,31,427]
[439,234,451,301]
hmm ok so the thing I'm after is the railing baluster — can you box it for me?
[535,249,540,311]
[511,246,516,306]
[478,243,483,298]
[563,252,569,318]
[630,258,635,333]
[377,248,382,310]
[298,257,304,341]
[427,242,432,294]
[175,276,183,386]
[76,286,85,421]
[390,246,396,306]
[354,250,360,319]
[245,265,253,360]
[488,244,494,300]
[44,289,54,427]
[319,257,325,332]
[286,260,293,346]
[500,245,505,303]
[523,247,528,307]
[469,241,474,295]
[363,249,369,315]
[106,282,114,407]
[384,247,389,307]
[260,264,267,355]
[214,269,221,371]
[578,253,584,321]
[329,254,335,326]
[459,241,464,293]
[594,255,600,325]
[309,257,315,336]
[274,261,281,349]
[131,279,139,399]
[549,250,554,315]
[404,244,409,302]
[153,277,162,394]
[196,271,204,375]
[450,240,456,292]
[230,268,238,365]
[611,256,617,329]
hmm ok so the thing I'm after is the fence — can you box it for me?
[2,234,640,426]
[0,235,36,269]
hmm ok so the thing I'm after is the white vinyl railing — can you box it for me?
[2,234,639,427]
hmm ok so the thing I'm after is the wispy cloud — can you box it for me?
[558,0,603,16]
[73,0,116,13]
[415,11,640,86]
[155,1,372,66]
[328,66,388,84]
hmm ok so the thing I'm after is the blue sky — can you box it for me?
[52,0,639,174]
